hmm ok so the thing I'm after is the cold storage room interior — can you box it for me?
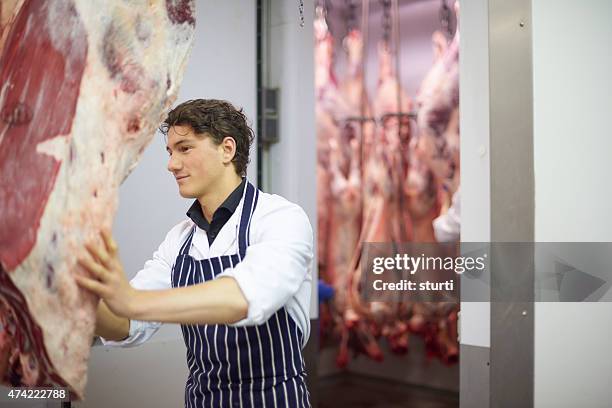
[2,0,612,407]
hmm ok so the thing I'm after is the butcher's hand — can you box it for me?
[75,229,139,319]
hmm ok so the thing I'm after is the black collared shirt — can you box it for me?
[186,178,246,245]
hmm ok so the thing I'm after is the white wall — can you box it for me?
[80,2,256,406]
[459,0,490,349]
[532,0,612,406]
[264,0,318,318]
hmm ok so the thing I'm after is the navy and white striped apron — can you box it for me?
[171,182,311,407]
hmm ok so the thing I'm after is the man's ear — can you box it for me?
[221,136,237,164]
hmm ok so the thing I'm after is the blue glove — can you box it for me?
[318,279,334,303]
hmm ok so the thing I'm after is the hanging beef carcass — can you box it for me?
[326,138,361,340]
[411,2,461,364]
[314,8,357,350]
[338,41,417,366]
[314,14,371,366]
[317,25,409,368]
[339,29,376,162]
[326,29,373,322]
[314,7,340,286]
[403,30,452,243]
[313,20,377,366]
[368,41,413,244]
[0,0,194,397]
[414,6,460,217]
[324,29,368,344]
[367,41,415,353]
[357,41,414,259]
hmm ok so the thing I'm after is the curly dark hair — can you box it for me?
[160,99,254,176]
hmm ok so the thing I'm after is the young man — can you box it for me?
[76,99,313,407]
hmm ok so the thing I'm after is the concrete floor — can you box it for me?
[317,373,459,408]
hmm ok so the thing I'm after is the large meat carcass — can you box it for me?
[404,30,451,243]
[411,2,461,363]
[315,7,339,284]
[0,0,194,398]
[414,3,460,228]
[314,10,365,301]
[335,40,416,367]
[369,41,413,244]
[314,9,367,365]
[325,29,368,334]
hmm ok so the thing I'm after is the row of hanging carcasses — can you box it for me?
[315,2,460,367]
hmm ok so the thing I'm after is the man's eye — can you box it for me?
[180,146,192,152]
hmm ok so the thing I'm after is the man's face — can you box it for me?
[166,125,225,199]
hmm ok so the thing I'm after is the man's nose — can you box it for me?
[167,154,181,173]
